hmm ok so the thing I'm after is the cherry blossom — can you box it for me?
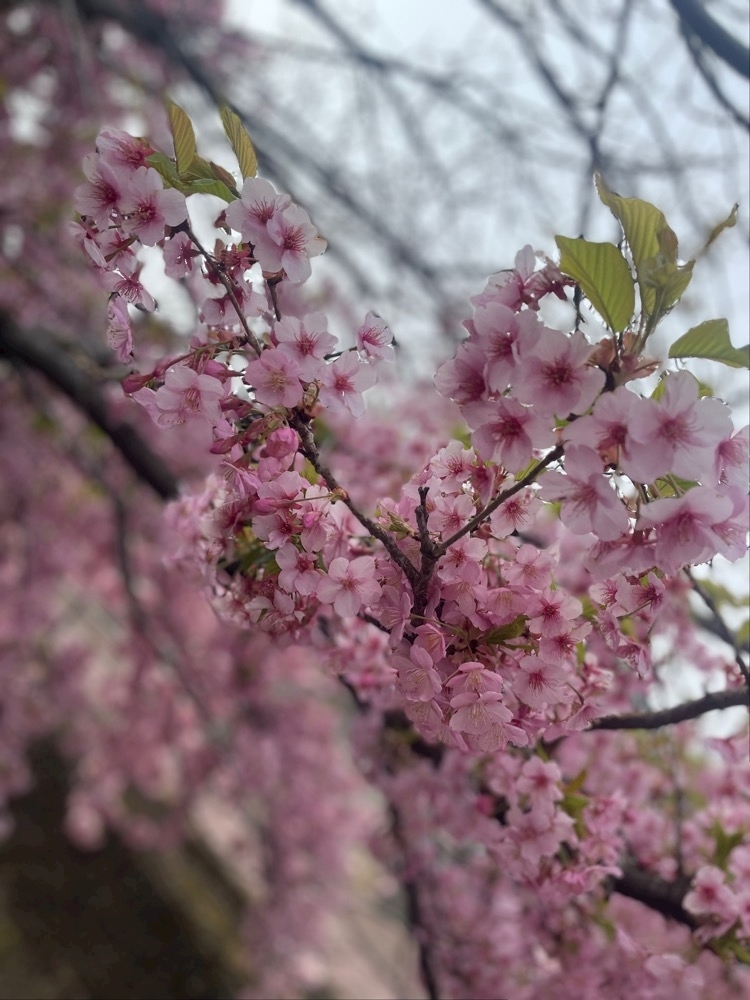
[117,165,187,245]
[317,351,377,416]
[539,445,631,540]
[245,348,304,409]
[153,365,226,427]
[317,555,381,617]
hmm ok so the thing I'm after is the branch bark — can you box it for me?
[589,686,749,730]
[0,312,179,500]
[670,0,750,78]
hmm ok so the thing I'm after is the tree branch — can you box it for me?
[0,312,179,500]
[610,863,696,928]
[669,0,750,78]
[589,686,748,730]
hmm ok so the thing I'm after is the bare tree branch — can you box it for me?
[611,863,696,928]
[0,312,179,500]
[670,0,750,78]
[589,686,749,730]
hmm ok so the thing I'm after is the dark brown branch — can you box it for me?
[610,863,696,928]
[669,0,750,78]
[589,686,748,730]
[0,312,179,500]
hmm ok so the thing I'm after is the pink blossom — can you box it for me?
[516,756,563,814]
[163,231,199,279]
[225,176,291,245]
[396,645,442,702]
[538,445,631,541]
[449,689,528,751]
[276,544,321,596]
[627,371,733,485]
[465,397,554,472]
[356,311,395,362]
[563,386,648,476]
[317,555,381,617]
[101,262,155,311]
[637,486,734,573]
[96,127,153,170]
[683,865,738,925]
[105,295,133,363]
[154,366,225,427]
[514,329,604,417]
[275,313,336,380]
[262,203,327,283]
[527,587,583,637]
[513,655,569,708]
[716,424,749,489]
[245,348,304,409]
[434,341,487,405]
[74,154,125,226]
[118,166,187,245]
[429,441,476,491]
[317,352,376,417]
[471,302,541,391]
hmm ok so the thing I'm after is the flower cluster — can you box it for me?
[72,115,750,997]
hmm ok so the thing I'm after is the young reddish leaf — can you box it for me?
[167,101,197,176]
[669,319,750,370]
[220,105,258,180]
[556,236,635,332]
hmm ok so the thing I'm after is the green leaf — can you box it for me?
[482,615,528,645]
[595,173,679,316]
[702,203,738,255]
[737,619,750,649]
[147,151,180,187]
[146,153,234,202]
[166,101,197,176]
[220,105,257,180]
[669,319,750,370]
[180,177,235,202]
[555,236,635,332]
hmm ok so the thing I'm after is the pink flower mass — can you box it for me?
[44,103,750,1000]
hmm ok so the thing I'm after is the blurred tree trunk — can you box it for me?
[0,745,248,999]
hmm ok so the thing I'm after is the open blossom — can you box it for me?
[465,397,554,471]
[471,302,541,392]
[105,295,133,363]
[74,154,126,226]
[257,203,327,283]
[538,445,630,541]
[637,486,734,573]
[563,386,647,476]
[356,311,395,362]
[118,166,187,245]
[514,329,604,417]
[317,555,381,617]
[225,176,291,243]
[449,689,528,751]
[154,366,225,426]
[245,348,304,409]
[396,645,442,702]
[512,655,569,708]
[275,313,336,380]
[317,352,376,416]
[683,865,738,928]
[626,371,732,484]
[434,340,487,405]
[275,544,321,596]
[163,231,199,279]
